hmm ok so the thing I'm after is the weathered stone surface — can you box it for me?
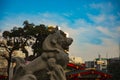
[12,29,73,80]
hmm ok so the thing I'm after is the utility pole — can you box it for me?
[106,52,108,59]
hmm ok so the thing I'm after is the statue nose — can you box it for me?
[70,38,73,42]
[67,38,73,45]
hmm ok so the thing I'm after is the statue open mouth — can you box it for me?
[62,38,73,51]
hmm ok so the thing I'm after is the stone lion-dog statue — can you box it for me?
[12,28,73,80]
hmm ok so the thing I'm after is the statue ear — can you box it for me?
[55,26,58,30]
[51,39,57,45]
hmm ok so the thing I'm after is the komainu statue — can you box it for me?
[12,27,73,80]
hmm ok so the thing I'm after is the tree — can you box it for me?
[32,24,50,57]
[2,31,10,39]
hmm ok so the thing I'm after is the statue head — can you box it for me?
[56,30,73,51]
[42,28,73,68]
[50,28,73,51]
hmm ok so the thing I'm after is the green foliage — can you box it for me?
[2,20,51,60]
[2,31,10,38]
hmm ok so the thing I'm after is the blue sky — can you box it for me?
[0,0,120,61]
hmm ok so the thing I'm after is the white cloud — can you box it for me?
[0,32,2,36]
[96,26,120,42]
[62,12,73,17]
[117,26,120,32]
[87,14,117,25]
[88,14,105,23]
[90,3,104,9]
[90,2,113,13]
[88,2,119,27]
[96,26,111,36]
[79,42,119,61]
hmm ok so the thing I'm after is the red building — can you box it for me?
[66,63,112,80]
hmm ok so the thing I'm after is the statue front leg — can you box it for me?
[19,74,37,80]
[47,58,66,80]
